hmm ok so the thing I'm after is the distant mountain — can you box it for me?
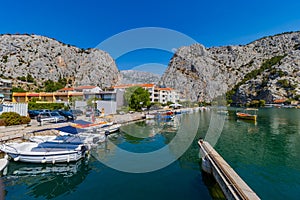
[160,31,300,104]
[0,34,121,90]
[120,70,161,84]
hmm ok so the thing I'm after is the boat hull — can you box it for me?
[145,114,155,119]
[0,142,87,164]
[236,112,257,121]
[7,151,83,163]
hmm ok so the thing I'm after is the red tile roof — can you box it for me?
[113,83,155,89]
[27,93,40,97]
[58,87,75,91]
[12,92,27,97]
[75,86,97,90]
[274,99,286,103]
[39,93,54,96]
[157,87,173,91]
[139,83,155,88]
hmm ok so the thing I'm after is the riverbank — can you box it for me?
[0,107,203,142]
[0,111,146,142]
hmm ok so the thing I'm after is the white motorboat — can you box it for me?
[28,123,121,147]
[145,114,156,119]
[0,142,89,164]
[98,124,121,134]
[30,133,106,147]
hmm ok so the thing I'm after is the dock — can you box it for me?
[198,140,260,200]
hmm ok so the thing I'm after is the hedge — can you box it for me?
[28,102,65,110]
[0,112,31,126]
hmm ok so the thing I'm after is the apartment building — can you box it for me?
[112,83,179,105]
[0,78,12,102]
[12,86,116,103]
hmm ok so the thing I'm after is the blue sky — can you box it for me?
[1,0,300,73]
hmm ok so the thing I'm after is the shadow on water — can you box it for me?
[201,171,226,200]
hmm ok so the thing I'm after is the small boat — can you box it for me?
[98,124,121,134]
[145,114,156,119]
[71,121,113,129]
[0,142,89,164]
[236,108,258,121]
[174,110,182,115]
[29,124,121,147]
[165,110,174,115]
[29,134,83,144]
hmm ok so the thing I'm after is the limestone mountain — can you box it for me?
[0,34,121,91]
[120,70,161,84]
[160,31,300,104]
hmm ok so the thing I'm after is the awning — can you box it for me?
[169,103,182,107]
[27,93,40,97]
[0,94,4,98]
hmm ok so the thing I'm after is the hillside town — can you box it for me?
[1,76,184,117]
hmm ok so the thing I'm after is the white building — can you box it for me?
[155,88,179,104]
[0,78,12,102]
[112,83,179,105]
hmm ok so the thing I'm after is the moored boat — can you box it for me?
[236,108,258,121]
[145,114,156,119]
[0,142,89,164]
[71,121,113,129]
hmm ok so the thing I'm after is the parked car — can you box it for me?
[70,109,83,116]
[57,110,77,121]
[28,110,40,119]
[36,112,65,124]
[50,112,66,122]
[85,108,101,117]
[85,108,93,117]
[37,109,51,113]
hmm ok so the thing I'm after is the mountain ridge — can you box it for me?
[120,70,161,84]
[0,34,121,91]
[160,31,300,104]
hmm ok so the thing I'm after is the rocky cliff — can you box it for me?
[160,31,300,104]
[0,34,121,90]
[120,70,161,84]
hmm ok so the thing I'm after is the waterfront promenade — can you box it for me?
[0,112,145,142]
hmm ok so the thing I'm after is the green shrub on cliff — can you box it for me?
[226,55,286,104]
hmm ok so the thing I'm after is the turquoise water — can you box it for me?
[1,108,300,199]
[215,108,300,199]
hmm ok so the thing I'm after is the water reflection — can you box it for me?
[118,117,181,145]
[215,108,300,199]
[3,158,91,199]
[120,117,181,141]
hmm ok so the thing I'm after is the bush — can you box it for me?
[20,116,31,124]
[0,112,21,126]
[12,87,27,92]
[0,119,5,126]
[277,79,290,88]
[28,102,65,110]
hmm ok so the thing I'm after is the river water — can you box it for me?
[1,108,300,199]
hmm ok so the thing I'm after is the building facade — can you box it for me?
[0,78,12,102]
[12,86,117,103]
[112,83,179,105]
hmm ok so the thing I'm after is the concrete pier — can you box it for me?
[198,140,260,200]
